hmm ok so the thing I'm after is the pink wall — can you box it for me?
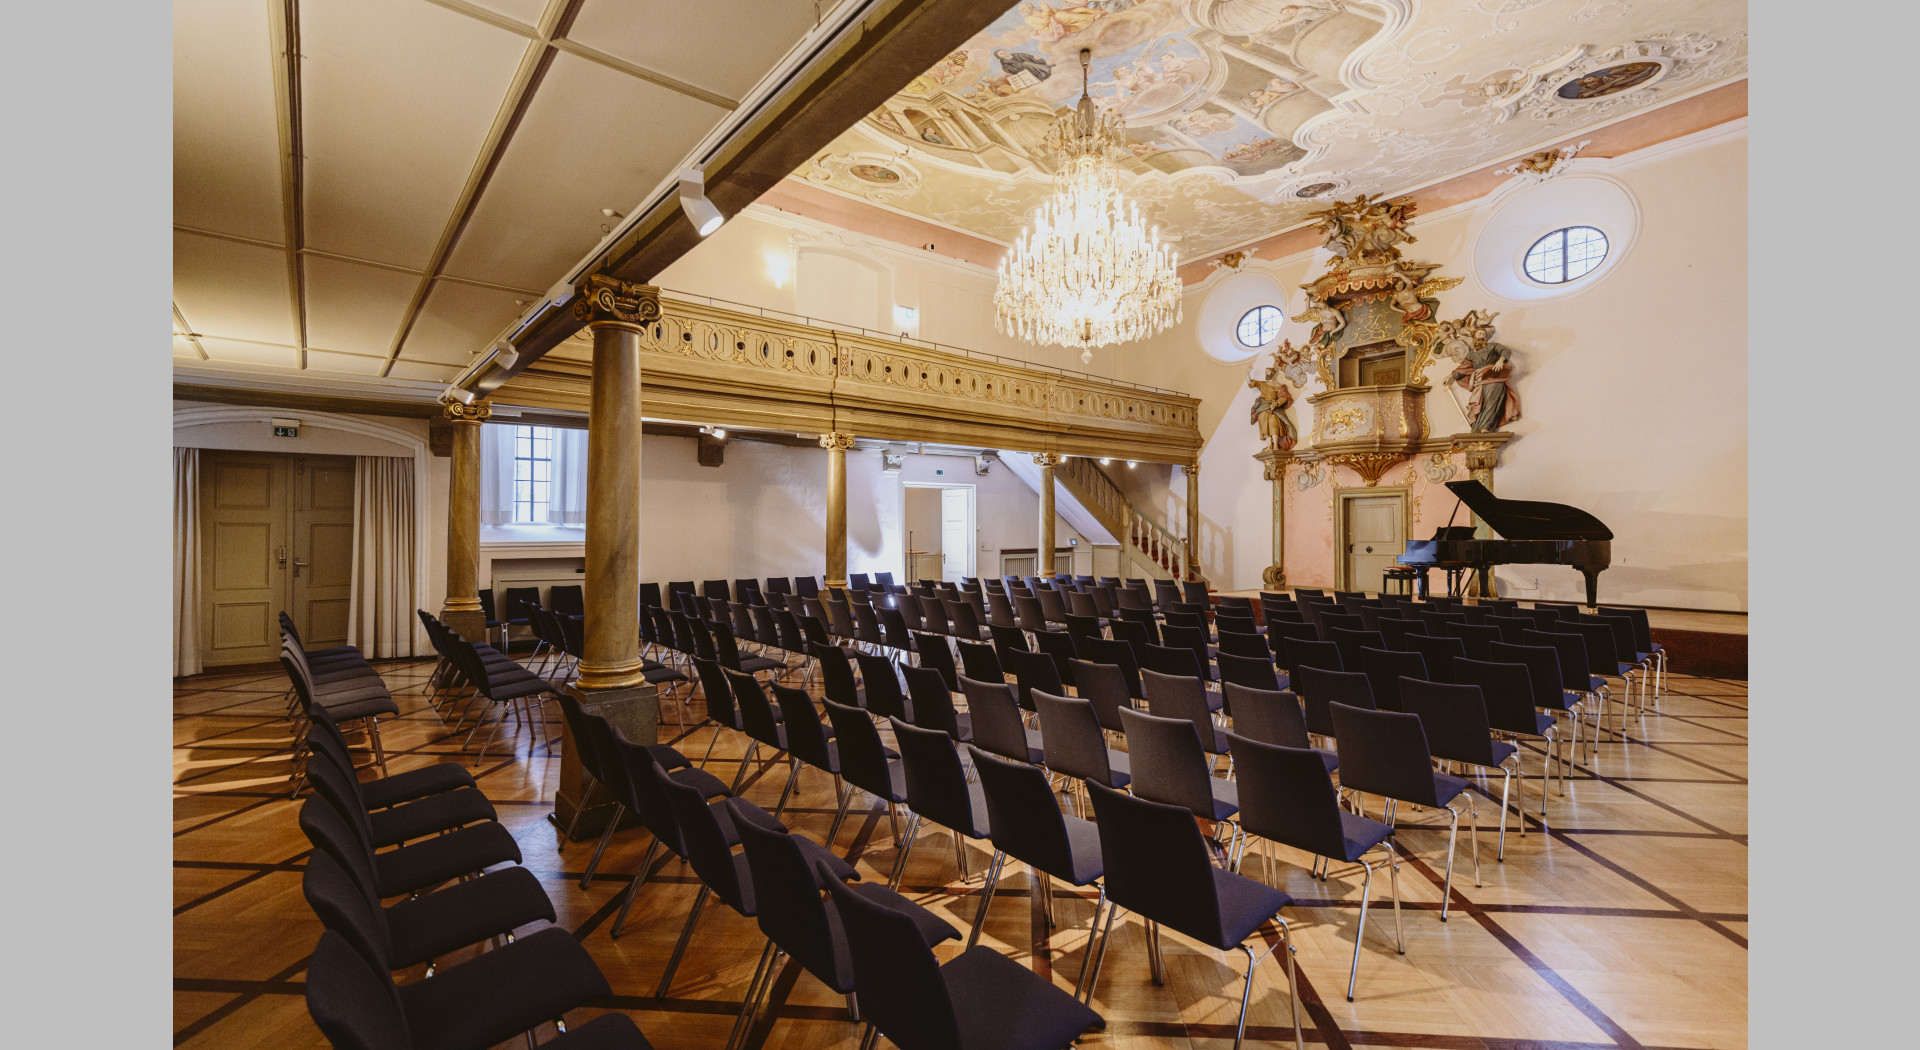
[1280,451,1474,591]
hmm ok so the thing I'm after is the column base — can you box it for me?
[1261,565,1286,589]
[550,682,660,841]
[439,606,488,644]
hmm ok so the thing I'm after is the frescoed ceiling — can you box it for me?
[798,0,1748,260]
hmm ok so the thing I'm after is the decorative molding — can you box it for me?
[1325,451,1403,486]
[443,400,493,424]
[1493,140,1589,183]
[571,275,662,328]
[819,431,858,451]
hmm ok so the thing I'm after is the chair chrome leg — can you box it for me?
[1347,857,1374,1002]
[1441,804,1461,921]
[966,849,1006,948]
[1233,942,1263,1050]
[579,802,625,889]
[1145,918,1165,985]
[559,780,598,851]
[772,760,802,820]
[1072,885,1107,999]
[1469,797,1482,886]
[1039,870,1056,929]
[1497,766,1513,860]
[886,813,920,889]
[610,838,662,939]
[655,884,711,998]
[724,940,778,1050]
[367,717,389,778]
[1383,841,1404,953]
[1082,901,1121,1004]
[825,783,856,849]
[1279,918,1303,1050]
[730,742,758,795]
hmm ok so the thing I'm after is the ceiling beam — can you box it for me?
[268,0,309,368]
[474,0,1009,398]
[379,0,585,377]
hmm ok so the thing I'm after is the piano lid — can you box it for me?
[1442,480,1613,541]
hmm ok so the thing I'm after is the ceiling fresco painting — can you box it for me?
[801,0,1748,260]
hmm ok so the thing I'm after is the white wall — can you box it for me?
[1113,124,1749,609]
[654,208,1128,379]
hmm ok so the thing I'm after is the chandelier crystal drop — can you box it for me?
[994,49,1182,364]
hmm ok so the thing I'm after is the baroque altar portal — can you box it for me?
[1249,193,1523,590]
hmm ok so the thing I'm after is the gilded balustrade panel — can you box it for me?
[500,296,1203,462]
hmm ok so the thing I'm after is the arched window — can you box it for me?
[1236,305,1283,348]
[1523,226,1609,284]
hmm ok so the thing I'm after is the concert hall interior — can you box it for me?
[167,2,1751,1049]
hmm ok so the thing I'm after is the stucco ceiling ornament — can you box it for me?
[804,151,923,204]
[1494,34,1723,124]
[1493,139,1589,183]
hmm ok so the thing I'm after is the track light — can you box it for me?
[1126,460,1137,468]
[700,424,727,440]
[445,387,476,406]
[489,341,518,370]
[678,167,724,236]
[1100,457,1111,465]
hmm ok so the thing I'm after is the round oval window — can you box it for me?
[1523,226,1609,284]
[1236,305,1282,348]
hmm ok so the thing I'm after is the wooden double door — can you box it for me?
[200,452,357,668]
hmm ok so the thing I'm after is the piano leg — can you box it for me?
[1581,569,1600,612]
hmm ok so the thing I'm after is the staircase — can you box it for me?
[1054,456,1197,582]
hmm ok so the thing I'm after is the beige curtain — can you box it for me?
[174,447,203,677]
[478,423,518,524]
[349,456,419,658]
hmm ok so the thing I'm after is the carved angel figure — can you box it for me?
[1437,310,1521,432]
[1386,262,1460,323]
[1247,374,1298,451]
[1290,299,1346,347]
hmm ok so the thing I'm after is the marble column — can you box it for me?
[1033,453,1059,577]
[820,432,855,589]
[556,275,661,841]
[439,400,490,642]
[1183,462,1201,582]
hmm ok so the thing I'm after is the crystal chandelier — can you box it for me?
[994,49,1182,364]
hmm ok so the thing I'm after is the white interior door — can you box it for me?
[940,487,972,582]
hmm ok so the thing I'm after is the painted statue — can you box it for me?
[1248,371,1298,451]
[1438,310,1521,431]
[1289,298,1346,347]
[1019,2,1103,43]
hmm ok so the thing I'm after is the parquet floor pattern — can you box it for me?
[174,653,1748,1050]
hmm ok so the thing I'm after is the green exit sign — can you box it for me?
[271,418,300,437]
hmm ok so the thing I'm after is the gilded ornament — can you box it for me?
[1321,403,1370,438]
[1032,452,1062,467]
[818,432,857,452]
[443,399,492,424]
[572,275,661,328]
[1326,451,1402,486]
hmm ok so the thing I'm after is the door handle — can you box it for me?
[293,558,309,578]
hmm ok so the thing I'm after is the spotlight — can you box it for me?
[678,167,724,236]
[445,387,476,406]
[712,427,727,440]
[1126,460,1137,468]
[489,341,518,369]
[1100,458,1111,465]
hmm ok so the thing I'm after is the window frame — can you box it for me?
[1522,225,1609,286]
[1235,304,1283,348]
[511,425,555,524]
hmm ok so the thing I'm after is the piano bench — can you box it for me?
[1382,567,1425,598]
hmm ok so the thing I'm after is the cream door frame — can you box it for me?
[1332,485,1410,594]
[174,406,431,653]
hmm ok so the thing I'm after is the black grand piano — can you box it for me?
[1397,480,1613,606]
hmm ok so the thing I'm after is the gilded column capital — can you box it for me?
[443,399,493,424]
[571,274,661,329]
[1032,452,1061,468]
[1182,463,1200,476]
[818,432,857,451]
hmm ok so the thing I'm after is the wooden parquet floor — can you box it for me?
[174,655,1748,1050]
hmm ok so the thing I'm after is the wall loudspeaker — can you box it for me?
[973,452,996,475]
